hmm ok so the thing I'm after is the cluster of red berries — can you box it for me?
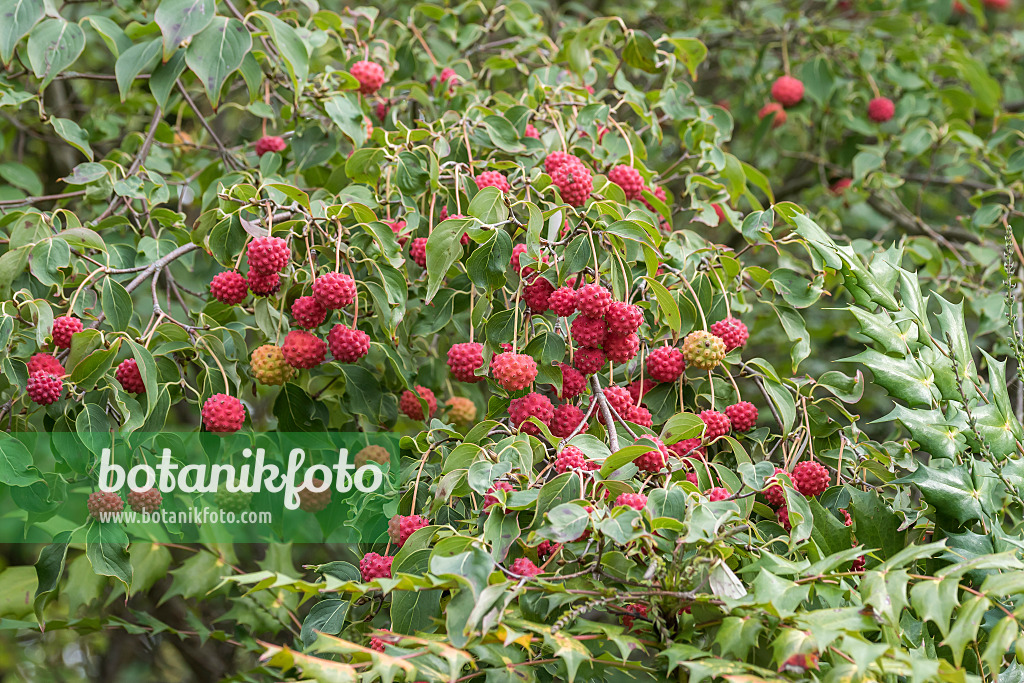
[763,75,895,128]
[762,460,832,530]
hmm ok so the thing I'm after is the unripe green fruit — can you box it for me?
[251,344,294,385]
[215,488,253,512]
[681,330,727,371]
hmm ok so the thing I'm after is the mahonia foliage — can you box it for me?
[2,0,1024,681]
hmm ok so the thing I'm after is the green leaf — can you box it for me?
[184,17,251,107]
[468,186,509,225]
[424,216,466,303]
[0,0,44,66]
[26,19,85,88]
[940,594,989,667]
[0,433,36,486]
[154,0,214,59]
[49,117,93,160]
[848,489,905,563]
[86,523,133,593]
[249,12,308,95]
[101,278,133,332]
[301,599,350,648]
[33,531,71,626]
[890,463,984,525]
[642,275,681,333]
[465,228,510,293]
[667,37,707,79]
[114,38,161,101]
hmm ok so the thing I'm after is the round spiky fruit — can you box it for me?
[604,332,639,363]
[627,380,656,405]
[355,445,390,468]
[445,396,476,424]
[599,386,633,425]
[370,638,386,652]
[509,392,554,435]
[389,514,429,547]
[646,346,685,382]
[548,287,578,317]
[351,60,386,95]
[608,165,644,200]
[605,302,642,335]
[475,171,511,192]
[550,404,588,438]
[635,438,670,473]
[202,394,246,433]
[247,236,290,275]
[557,363,586,399]
[359,552,393,581]
[410,237,427,268]
[51,316,83,349]
[725,402,758,432]
[537,540,560,559]
[622,603,648,630]
[312,272,356,309]
[484,481,515,509]
[700,409,731,440]
[251,344,294,385]
[510,557,542,577]
[709,317,749,352]
[298,478,331,513]
[282,330,327,369]
[627,404,653,428]
[551,157,593,207]
[27,371,63,405]
[210,271,248,305]
[571,314,606,348]
[792,460,830,497]
[215,488,253,512]
[388,219,407,246]
[771,75,804,107]
[575,284,612,318]
[706,487,730,502]
[247,271,280,297]
[447,343,485,382]
[491,352,538,391]
[510,244,529,275]
[776,504,792,531]
[291,296,327,329]
[759,102,786,128]
[868,97,895,123]
[114,359,145,393]
[554,445,587,473]
[544,151,577,176]
[27,353,65,377]
[524,124,540,138]
[327,324,370,363]
[763,467,788,507]
[126,488,162,513]
[681,330,727,371]
[669,438,705,459]
[615,492,647,511]
[255,136,286,156]
[523,276,554,313]
[831,178,853,194]
[87,491,124,520]
[400,385,437,421]
[574,347,606,375]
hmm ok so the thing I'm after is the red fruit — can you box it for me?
[841,508,853,526]
[247,271,280,297]
[574,347,606,375]
[484,481,515,509]
[327,324,370,362]
[359,552,393,581]
[601,386,633,423]
[575,284,612,318]
[713,204,726,224]
[389,219,408,247]
[291,296,327,329]
[370,637,386,652]
[635,438,670,473]
[777,504,792,531]
[605,302,642,335]
[615,492,647,511]
[375,100,390,121]
[627,380,656,405]
[510,557,542,577]
[388,514,429,547]
[608,165,644,200]
[247,236,290,275]
[763,467,788,507]
[524,276,555,313]
[537,540,560,559]
[700,410,731,440]
[548,287,578,317]
[571,314,606,347]
[627,404,653,428]
[429,67,459,90]
[706,487,730,502]
[509,392,554,435]
[351,60,386,95]
[115,359,145,393]
[410,237,427,268]
[758,102,787,128]
[524,124,540,138]
[510,244,529,275]
[281,330,327,369]
[27,371,63,405]
[831,178,853,194]
[709,317,749,352]
[544,151,577,176]
[126,487,162,513]
[984,0,1009,8]
[867,97,895,123]
[312,272,356,309]
[87,491,124,520]
[51,316,82,349]
[255,136,286,156]
[604,332,639,363]
[686,472,699,487]
[622,603,648,630]
[400,385,437,421]
[557,363,586,399]
[475,171,511,192]
[668,438,705,459]
[550,404,588,438]
[210,271,248,305]
[201,394,246,433]
[851,554,866,572]
[554,445,587,472]
[725,402,758,432]
[551,157,593,207]
[647,346,685,382]
[640,185,668,211]
[491,352,538,391]
[447,342,485,382]
[771,75,804,107]
[27,353,64,377]
[792,460,830,497]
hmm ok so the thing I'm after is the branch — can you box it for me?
[590,375,620,452]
